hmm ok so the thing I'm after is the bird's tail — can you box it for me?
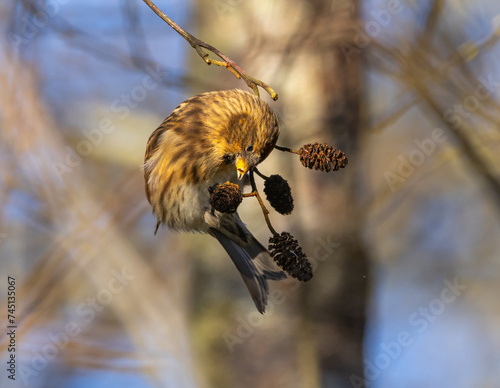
[210,228,286,313]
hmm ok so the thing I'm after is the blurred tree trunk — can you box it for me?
[308,1,368,384]
[193,0,367,386]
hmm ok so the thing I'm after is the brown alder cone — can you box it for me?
[268,232,312,281]
[208,182,243,214]
[299,142,348,172]
[144,89,286,313]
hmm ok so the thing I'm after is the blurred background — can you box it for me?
[1,0,500,387]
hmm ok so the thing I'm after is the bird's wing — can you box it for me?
[210,214,286,313]
[144,117,170,164]
[144,118,171,204]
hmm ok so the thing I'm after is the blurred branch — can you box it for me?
[370,29,500,211]
[16,0,218,93]
[0,55,196,386]
[415,82,500,207]
[141,0,278,100]
[421,0,446,45]
[51,18,192,89]
[122,0,153,67]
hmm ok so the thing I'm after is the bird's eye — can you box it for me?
[222,153,234,164]
[246,144,254,152]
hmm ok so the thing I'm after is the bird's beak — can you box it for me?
[236,157,249,180]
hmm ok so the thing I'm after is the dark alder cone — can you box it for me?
[268,232,312,281]
[299,142,348,172]
[208,182,243,213]
[263,174,294,215]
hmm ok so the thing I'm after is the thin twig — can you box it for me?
[243,170,277,235]
[141,0,278,100]
[253,167,268,180]
[274,145,299,154]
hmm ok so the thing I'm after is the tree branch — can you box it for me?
[242,170,278,236]
[141,0,278,100]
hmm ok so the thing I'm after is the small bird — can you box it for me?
[144,89,286,313]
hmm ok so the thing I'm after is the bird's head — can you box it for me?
[220,108,279,180]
